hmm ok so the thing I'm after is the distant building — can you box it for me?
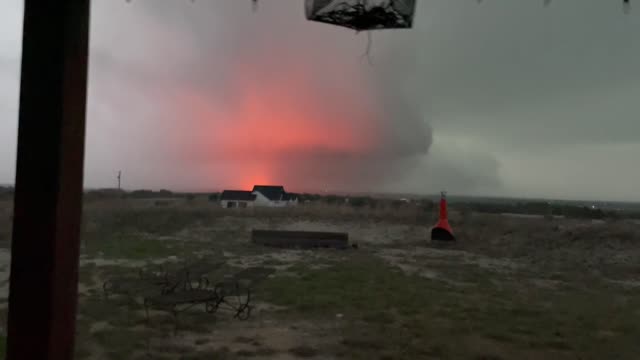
[252,185,298,207]
[220,190,257,209]
[220,185,298,208]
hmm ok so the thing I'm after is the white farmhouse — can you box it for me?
[220,185,298,208]
[219,190,256,209]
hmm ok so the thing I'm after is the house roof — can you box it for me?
[252,185,286,201]
[220,190,256,201]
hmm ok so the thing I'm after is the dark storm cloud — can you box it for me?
[1,0,640,200]
[405,0,640,148]
[375,0,640,199]
[85,0,434,192]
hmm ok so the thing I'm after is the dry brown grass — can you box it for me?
[5,196,640,359]
[82,197,433,224]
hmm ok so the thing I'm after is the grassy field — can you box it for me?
[1,198,640,359]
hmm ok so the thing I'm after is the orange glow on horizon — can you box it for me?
[238,167,272,191]
[179,59,383,190]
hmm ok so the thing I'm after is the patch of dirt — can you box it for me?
[165,319,339,357]
[79,256,179,268]
[226,250,334,270]
[375,246,526,287]
[378,247,523,273]
[530,278,564,289]
[606,279,640,289]
[251,301,289,314]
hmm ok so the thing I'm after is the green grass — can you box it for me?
[81,206,221,259]
[84,232,180,260]
[259,255,640,359]
[82,231,225,260]
[66,203,640,359]
[84,207,213,237]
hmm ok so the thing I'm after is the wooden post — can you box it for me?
[6,1,91,360]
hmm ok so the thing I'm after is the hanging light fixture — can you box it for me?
[305,0,417,31]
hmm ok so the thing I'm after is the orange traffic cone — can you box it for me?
[431,191,455,241]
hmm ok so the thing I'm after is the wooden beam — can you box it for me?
[6,1,91,359]
[252,230,350,249]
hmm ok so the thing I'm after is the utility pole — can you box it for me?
[117,171,121,190]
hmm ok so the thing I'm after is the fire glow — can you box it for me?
[180,60,386,191]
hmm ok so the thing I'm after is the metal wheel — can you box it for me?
[205,301,219,314]
[227,288,252,320]
[214,281,252,320]
[235,303,252,320]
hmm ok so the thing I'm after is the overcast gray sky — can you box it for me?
[1,0,640,201]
